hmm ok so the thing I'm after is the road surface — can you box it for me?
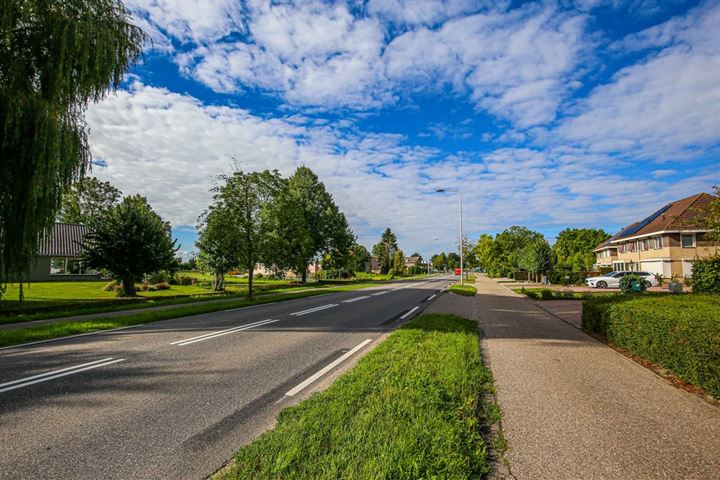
[0,276,452,479]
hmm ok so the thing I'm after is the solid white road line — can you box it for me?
[290,304,338,316]
[342,296,370,303]
[286,339,373,397]
[169,318,275,345]
[173,319,278,346]
[0,358,126,393]
[428,294,436,300]
[371,291,388,296]
[400,306,420,319]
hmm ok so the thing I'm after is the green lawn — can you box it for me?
[449,283,477,296]
[0,282,379,347]
[216,313,497,480]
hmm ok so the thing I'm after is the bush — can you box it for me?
[684,275,693,288]
[691,256,720,293]
[619,274,646,293]
[582,294,720,398]
[524,290,539,299]
[102,280,120,292]
[177,275,197,286]
[154,282,171,290]
[147,270,172,284]
[255,273,264,280]
[540,289,554,300]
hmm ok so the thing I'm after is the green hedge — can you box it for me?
[582,294,720,398]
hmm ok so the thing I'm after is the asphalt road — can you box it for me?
[0,276,453,480]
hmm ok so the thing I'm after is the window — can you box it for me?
[653,236,662,249]
[50,258,66,274]
[641,239,649,251]
[681,234,695,248]
[49,258,97,275]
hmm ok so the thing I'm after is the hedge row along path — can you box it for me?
[478,274,719,479]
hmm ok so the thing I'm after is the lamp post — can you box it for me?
[435,188,464,286]
[427,237,438,275]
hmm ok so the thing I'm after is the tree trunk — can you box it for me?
[122,275,136,296]
[247,270,253,300]
[301,263,308,284]
[214,270,225,291]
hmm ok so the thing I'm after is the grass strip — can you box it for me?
[449,283,477,296]
[0,283,376,348]
[515,287,616,300]
[216,313,495,480]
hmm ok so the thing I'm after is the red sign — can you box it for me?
[454,268,461,275]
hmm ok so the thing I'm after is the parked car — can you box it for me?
[585,271,658,288]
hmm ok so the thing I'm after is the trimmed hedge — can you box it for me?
[582,294,720,398]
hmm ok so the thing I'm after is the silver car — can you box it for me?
[585,271,658,289]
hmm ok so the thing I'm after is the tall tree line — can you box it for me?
[196,166,355,299]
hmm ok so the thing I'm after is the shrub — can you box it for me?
[540,289,554,300]
[684,275,693,288]
[619,274,646,293]
[255,273,264,280]
[691,256,720,293]
[147,270,173,284]
[524,290,539,299]
[654,273,665,286]
[176,274,197,286]
[154,282,171,290]
[582,294,720,398]
[136,284,149,292]
[102,280,120,292]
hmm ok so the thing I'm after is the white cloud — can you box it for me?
[558,2,720,159]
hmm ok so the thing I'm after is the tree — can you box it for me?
[393,249,406,275]
[703,186,720,242]
[82,195,177,296]
[0,0,145,291]
[474,234,499,276]
[446,252,460,270]
[216,169,284,299]
[461,236,478,269]
[347,243,371,274]
[517,239,554,282]
[493,226,544,277]
[58,177,122,224]
[554,228,611,272]
[195,204,242,292]
[372,228,398,274]
[276,166,354,283]
[431,252,447,272]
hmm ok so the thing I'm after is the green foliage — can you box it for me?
[219,314,493,480]
[540,289,554,300]
[517,239,554,280]
[474,227,545,277]
[196,201,244,292]
[684,275,693,287]
[691,255,720,293]
[619,274,647,293]
[582,294,720,398]
[0,0,145,289]
[654,273,665,287]
[372,228,399,274]
[448,283,477,296]
[393,249,405,274]
[554,228,611,272]
[431,252,447,272]
[58,177,122,224]
[446,252,461,269]
[82,195,178,296]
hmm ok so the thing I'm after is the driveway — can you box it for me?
[476,275,720,479]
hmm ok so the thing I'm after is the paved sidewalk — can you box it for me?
[476,274,720,479]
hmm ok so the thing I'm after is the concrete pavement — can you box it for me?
[0,276,451,479]
[476,274,720,479]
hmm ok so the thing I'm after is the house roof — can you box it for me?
[609,192,717,243]
[404,256,420,264]
[38,223,88,257]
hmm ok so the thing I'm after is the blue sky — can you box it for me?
[85,0,720,258]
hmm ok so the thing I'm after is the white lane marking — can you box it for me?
[342,296,370,303]
[174,319,278,346]
[428,294,436,300]
[0,358,115,389]
[400,306,420,319]
[290,304,337,316]
[286,339,373,396]
[371,291,388,296]
[0,358,126,393]
[0,325,141,353]
[169,318,276,345]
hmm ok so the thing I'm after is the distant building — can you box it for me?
[369,256,381,274]
[29,223,100,281]
[593,192,720,277]
[404,256,421,269]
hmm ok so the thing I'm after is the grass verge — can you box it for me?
[583,294,720,399]
[449,283,477,296]
[216,313,495,480]
[0,283,376,348]
[515,287,615,300]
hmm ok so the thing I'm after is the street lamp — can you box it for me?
[435,188,464,286]
[427,237,438,275]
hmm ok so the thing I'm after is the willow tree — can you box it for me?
[0,0,145,295]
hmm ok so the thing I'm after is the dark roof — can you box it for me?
[610,193,717,242]
[38,223,88,257]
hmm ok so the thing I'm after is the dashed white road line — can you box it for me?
[290,304,338,316]
[371,291,388,296]
[427,294,436,300]
[172,319,278,346]
[0,357,126,393]
[286,339,373,396]
[400,306,420,319]
[342,296,370,303]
